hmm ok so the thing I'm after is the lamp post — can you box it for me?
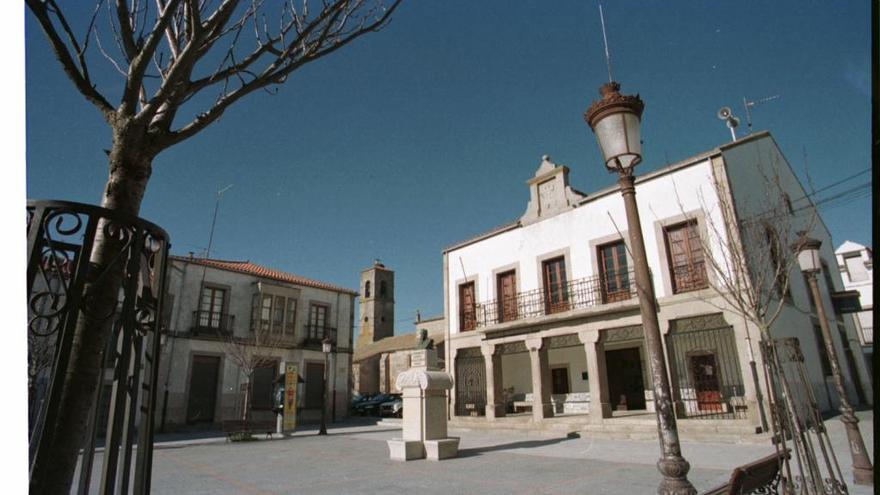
[318,336,332,436]
[584,81,696,494]
[793,233,873,486]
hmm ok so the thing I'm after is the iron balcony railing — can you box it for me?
[470,269,637,329]
[190,310,234,336]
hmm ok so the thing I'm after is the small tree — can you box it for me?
[27,1,402,492]
[221,324,288,422]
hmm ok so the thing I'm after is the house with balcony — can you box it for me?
[835,241,873,374]
[156,255,357,431]
[442,132,872,436]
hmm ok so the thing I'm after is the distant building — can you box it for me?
[835,241,873,374]
[156,255,357,431]
[352,260,446,396]
[442,132,872,435]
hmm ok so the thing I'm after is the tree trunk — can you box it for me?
[30,131,155,494]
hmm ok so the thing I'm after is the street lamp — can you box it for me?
[793,232,873,486]
[585,81,696,495]
[318,336,333,435]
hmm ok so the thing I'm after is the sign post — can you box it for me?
[283,363,298,433]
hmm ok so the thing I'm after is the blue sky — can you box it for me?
[24,1,872,335]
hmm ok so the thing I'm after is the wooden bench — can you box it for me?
[221,420,276,441]
[702,449,789,495]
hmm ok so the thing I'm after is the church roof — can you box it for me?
[353,329,446,362]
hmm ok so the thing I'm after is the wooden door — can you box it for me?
[689,353,722,412]
[542,257,569,314]
[305,362,325,409]
[186,355,220,423]
[551,368,570,395]
[497,271,517,322]
[459,282,476,331]
[599,241,631,303]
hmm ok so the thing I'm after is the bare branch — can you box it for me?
[25,0,115,121]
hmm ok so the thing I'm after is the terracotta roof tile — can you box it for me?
[171,256,358,295]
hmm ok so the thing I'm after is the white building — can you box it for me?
[835,241,873,374]
[156,255,357,431]
[442,132,872,435]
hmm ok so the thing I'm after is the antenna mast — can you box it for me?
[742,94,780,133]
[599,4,613,82]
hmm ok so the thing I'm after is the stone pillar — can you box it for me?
[387,349,459,461]
[578,330,611,424]
[481,343,505,419]
[525,337,554,420]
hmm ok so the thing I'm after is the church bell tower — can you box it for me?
[357,260,394,347]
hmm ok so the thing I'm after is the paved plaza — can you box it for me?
[85,411,872,494]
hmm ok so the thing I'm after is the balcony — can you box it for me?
[469,270,637,329]
[303,325,337,347]
[190,310,234,337]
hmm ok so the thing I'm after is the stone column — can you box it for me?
[481,343,505,419]
[578,330,611,424]
[525,336,554,420]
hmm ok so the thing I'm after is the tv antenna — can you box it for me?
[742,94,780,133]
[598,3,613,82]
[717,107,740,142]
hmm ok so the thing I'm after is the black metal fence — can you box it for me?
[474,270,636,328]
[27,200,170,494]
[190,310,234,336]
[454,348,486,416]
[759,337,848,493]
[666,324,747,419]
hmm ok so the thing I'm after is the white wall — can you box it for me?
[445,159,729,335]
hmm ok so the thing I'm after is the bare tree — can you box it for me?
[672,159,818,344]
[27,1,402,492]
[221,324,288,422]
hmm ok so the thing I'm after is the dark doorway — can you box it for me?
[551,368,570,394]
[605,347,646,410]
[186,355,220,424]
[305,362,325,410]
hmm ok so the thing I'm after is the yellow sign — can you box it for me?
[283,363,298,432]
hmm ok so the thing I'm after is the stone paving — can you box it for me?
[81,411,872,494]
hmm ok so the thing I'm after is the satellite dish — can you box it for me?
[717,107,732,120]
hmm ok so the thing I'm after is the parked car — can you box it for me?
[352,393,395,416]
[379,395,403,417]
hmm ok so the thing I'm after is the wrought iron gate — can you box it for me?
[666,315,747,419]
[760,337,848,494]
[27,200,170,494]
[454,348,486,416]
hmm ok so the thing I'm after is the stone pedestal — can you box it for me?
[387,349,459,461]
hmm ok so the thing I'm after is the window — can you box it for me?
[260,294,272,332]
[664,221,708,293]
[812,323,832,377]
[458,282,476,331]
[551,367,570,394]
[308,304,329,340]
[251,361,278,410]
[380,281,387,297]
[496,270,518,322]
[272,295,285,334]
[598,241,631,303]
[542,256,569,314]
[364,281,371,298]
[199,286,227,328]
[285,298,297,335]
[844,254,868,282]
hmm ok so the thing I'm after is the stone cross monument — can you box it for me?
[387,348,458,461]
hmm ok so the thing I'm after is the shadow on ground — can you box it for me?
[457,432,580,458]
